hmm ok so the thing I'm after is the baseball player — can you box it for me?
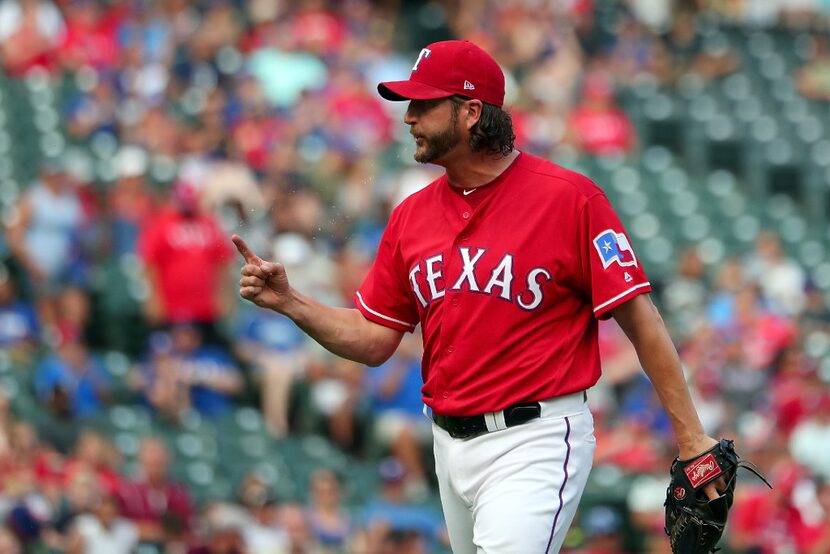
[233,40,724,554]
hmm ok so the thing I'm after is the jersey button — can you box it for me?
[462,211,471,220]
[447,345,455,353]
[451,298,460,307]
[442,392,450,399]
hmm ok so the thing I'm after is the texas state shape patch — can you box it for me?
[593,229,638,269]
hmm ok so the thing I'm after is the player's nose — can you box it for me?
[404,102,417,125]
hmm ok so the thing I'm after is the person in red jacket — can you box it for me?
[138,179,234,331]
[566,71,637,157]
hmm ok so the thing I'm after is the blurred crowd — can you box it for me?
[0,0,829,553]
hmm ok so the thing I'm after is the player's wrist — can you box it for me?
[272,287,302,318]
[676,434,718,460]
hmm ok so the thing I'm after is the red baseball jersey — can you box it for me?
[355,153,651,415]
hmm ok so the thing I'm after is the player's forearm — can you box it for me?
[612,295,706,451]
[280,289,403,367]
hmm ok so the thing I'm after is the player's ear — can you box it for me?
[464,99,483,130]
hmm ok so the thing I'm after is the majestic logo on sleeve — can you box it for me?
[593,229,638,269]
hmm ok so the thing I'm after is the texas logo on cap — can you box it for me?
[377,40,505,108]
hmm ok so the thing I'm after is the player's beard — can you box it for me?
[413,107,462,164]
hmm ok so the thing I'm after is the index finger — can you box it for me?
[231,234,263,265]
[703,476,727,501]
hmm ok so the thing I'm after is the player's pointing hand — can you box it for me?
[232,234,291,312]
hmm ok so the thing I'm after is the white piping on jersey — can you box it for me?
[356,291,417,329]
[593,282,651,313]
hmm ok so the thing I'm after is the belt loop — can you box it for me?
[484,410,509,432]
[484,412,498,432]
[494,409,508,430]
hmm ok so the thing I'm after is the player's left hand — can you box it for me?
[678,435,722,500]
[664,438,771,554]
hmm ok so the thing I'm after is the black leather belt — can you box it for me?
[433,402,542,439]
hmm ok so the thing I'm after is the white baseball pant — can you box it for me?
[431,392,595,554]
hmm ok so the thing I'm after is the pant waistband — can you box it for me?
[432,391,587,440]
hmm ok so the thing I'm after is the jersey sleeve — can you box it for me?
[354,212,419,333]
[577,193,651,319]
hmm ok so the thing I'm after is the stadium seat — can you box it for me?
[175,432,218,462]
[798,239,826,268]
[108,404,153,434]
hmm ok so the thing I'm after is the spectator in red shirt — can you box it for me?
[290,3,347,56]
[728,461,818,554]
[325,70,394,153]
[61,430,122,496]
[0,0,64,76]
[769,347,820,435]
[58,0,122,73]
[566,71,637,157]
[728,461,813,554]
[138,179,234,329]
[117,437,193,548]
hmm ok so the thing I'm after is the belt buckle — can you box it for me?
[438,415,482,439]
[504,403,542,426]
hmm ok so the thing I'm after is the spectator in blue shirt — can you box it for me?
[34,336,109,418]
[365,332,431,497]
[131,331,191,424]
[169,323,243,418]
[233,303,309,436]
[360,457,448,553]
[0,264,40,362]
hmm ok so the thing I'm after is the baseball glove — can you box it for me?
[664,438,771,554]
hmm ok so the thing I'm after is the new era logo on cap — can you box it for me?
[377,40,505,108]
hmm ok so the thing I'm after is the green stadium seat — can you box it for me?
[252,457,300,502]
[108,404,152,434]
[798,239,826,268]
[640,146,673,175]
[811,262,830,291]
[340,463,379,508]
[696,237,726,265]
[234,406,265,433]
[113,431,141,458]
[175,432,218,462]
[630,212,660,242]
[778,215,808,245]
[732,214,761,244]
[301,434,348,471]
[680,213,711,242]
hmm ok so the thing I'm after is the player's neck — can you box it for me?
[443,149,520,189]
